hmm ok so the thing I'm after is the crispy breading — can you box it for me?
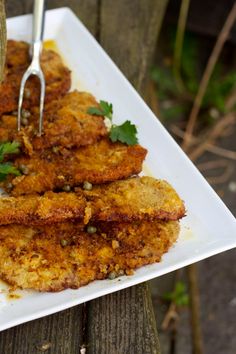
[0,191,86,225]
[0,177,185,225]
[0,40,71,116]
[24,91,108,151]
[86,176,186,222]
[0,220,179,291]
[0,91,107,152]
[3,138,147,195]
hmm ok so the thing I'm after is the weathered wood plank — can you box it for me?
[47,0,99,36]
[5,0,99,36]
[0,306,83,354]
[100,0,169,93]
[87,283,160,354]
[86,3,167,353]
[5,0,33,17]
[166,0,236,44]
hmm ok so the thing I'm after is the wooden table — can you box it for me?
[0,1,168,353]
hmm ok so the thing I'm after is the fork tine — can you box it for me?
[17,0,45,135]
[38,72,45,136]
[17,70,31,132]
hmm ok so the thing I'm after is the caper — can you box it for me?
[62,185,71,192]
[83,181,93,190]
[52,146,59,154]
[19,164,29,175]
[22,109,31,118]
[108,271,117,280]
[60,239,68,247]
[22,117,28,126]
[87,226,97,234]
[24,88,31,98]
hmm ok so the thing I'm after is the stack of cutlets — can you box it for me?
[0,41,185,292]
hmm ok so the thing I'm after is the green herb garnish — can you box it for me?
[0,141,20,160]
[0,141,21,181]
[87,100,113,120]
[110,121,138,145]
[88,101,138,145]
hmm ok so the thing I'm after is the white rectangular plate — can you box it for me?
[0,8,236,331]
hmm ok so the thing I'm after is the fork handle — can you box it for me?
[32,0,45,44]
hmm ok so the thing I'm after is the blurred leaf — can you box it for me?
[151,66,178,99]
[150,27,236,128]
[204,68,236,112]
[163,281,189,307]
[181,33,199,94]
[161,103,186,121]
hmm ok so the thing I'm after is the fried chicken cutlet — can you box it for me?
[4,139,146,195]
[0,40,71,116]
[0,177,185,225]
[29,91,107,151]
[84,176,186,222]
[0,91,107,152]
[0,220,179,291]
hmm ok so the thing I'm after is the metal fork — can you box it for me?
[18,0,46,136]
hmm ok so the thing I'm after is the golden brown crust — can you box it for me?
[0,192,86,225]
[0,40,185,294]
[0,40,71,116]
[0,91,107,152]
[0,177,185,225]
[5,138,146,195]
[86,176,186,222]
[0,220,179,291]
[23,91,108,151]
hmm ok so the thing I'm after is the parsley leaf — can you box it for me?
[0,141,21,180]
[0,173,6,182]
[88,100,138,145]
[0,163,21,181]
[110,121,138,145]
[87,107,104,116]
[87,100,113,120]
[0,141,20,162]
[99,101,113,120]
[0,163,21,176]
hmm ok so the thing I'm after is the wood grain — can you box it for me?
[0,306,83,354]
[87,283,160,354]
[5,0,99,36]
[5,0,33,17]
[47,0,99,36]
[100,0,169,93]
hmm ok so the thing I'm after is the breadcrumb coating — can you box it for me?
[0,40,71,116]
[0,177,185,225]
[0,220,179,291]
[3,138,146,195]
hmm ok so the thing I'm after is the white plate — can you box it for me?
[0,8,236,331]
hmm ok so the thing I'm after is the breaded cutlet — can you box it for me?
[3,138,146,195]
[0,220,179,291]
[0,91,107,153]
[0,177,185,225]
[0,40,71,116]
